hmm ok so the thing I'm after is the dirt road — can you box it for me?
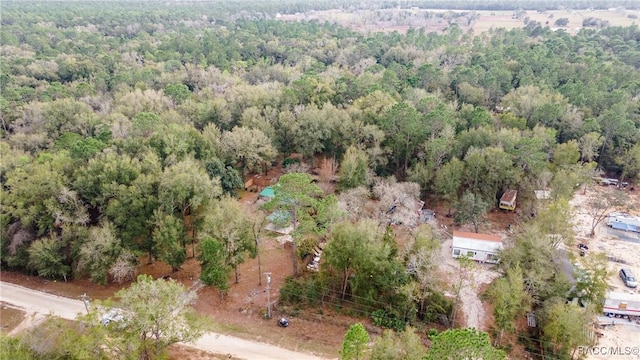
[0,281,327,360]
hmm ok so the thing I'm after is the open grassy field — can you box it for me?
[279,8,640,35]
[473,9,639,34]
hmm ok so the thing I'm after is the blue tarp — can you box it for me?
[267,210,292,224]
[259,186,275,198]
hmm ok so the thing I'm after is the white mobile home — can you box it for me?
[452,231,503,264]
[606,212,640,233]
[603,291,640,317]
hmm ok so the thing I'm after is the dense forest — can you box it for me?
[1,0,640,359]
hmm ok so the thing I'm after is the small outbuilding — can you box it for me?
[451,231,503,264]
[499,189,518,211]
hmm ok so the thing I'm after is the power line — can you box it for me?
[278,284,578,360]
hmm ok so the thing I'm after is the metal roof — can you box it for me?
[452,231,503,253]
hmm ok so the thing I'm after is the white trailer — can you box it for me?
[606,212,640,233]
[603,291,640,318]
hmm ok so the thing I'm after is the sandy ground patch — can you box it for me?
[569,186,640,359]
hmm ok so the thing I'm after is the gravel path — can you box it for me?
[438,237,500,330]
[0,281,327,360]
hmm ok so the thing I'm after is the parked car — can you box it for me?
[577,243,588,256]
[277,317,289,327]
[619,268,638,288]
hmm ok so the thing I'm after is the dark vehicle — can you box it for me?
[278,317,289,327]
[619,268,638,288]
[578,243,589,256]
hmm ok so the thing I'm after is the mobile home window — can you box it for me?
[453,249,461,256]
[467,251,475,257]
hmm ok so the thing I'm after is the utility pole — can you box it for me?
[80,293,90,314]
[265,272,271,319]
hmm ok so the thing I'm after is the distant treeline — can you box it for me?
[2,0,640,20]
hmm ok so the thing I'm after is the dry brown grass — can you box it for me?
[0,303,26,334]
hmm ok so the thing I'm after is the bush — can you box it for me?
[371,309,405,331]
[421,291,453,323]
[427,328,439,338]
[554,18,569,26]
[296,236,318,259]
[279,275,323,306]
[282,157,301,168]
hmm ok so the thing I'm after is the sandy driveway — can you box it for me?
[0,281,327,360]
[438,236,500,330]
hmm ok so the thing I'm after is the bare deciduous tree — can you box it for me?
[586,190,627,236]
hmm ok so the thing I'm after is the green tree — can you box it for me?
[292,105,332,164]
[77,222,122,284]
[596,103,636,170]
[74,151,145,207]
[405,225,442,320]
[0,333,37,360]
[578,132,603,163]
[617,143,640,184]
[131,111,162,138]
[105,173,159,260]
[542,301,595,359]
[574,253,610,308]
[426,328,506,360]
[535,199,574,248]
[454,191,490,233]
[435,157,465,215]
[337,145,369,192]
[379,102,429,178]
[152,212,186,271]
[205,158,243,195]
[486,264,531,343]
[27,235,70,281]
[4,159,66,235]
[554,18,569,26]
[198,236,228,291]
[201,196,255,283]
[552,140,580,170]
[114,275,207,360]
[158,157,221,218]
[324,220,376,299]
[164,83,190,106]
[220,126,277,177]
[341,322,370,360]
[264,173,324,277]
[370,327,427,360]
[549,167,581,201]
[464,146,517,202]
[323,219,407,316]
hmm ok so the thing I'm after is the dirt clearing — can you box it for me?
[569,186,640,359]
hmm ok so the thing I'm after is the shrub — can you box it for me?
[371,309,405,331]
